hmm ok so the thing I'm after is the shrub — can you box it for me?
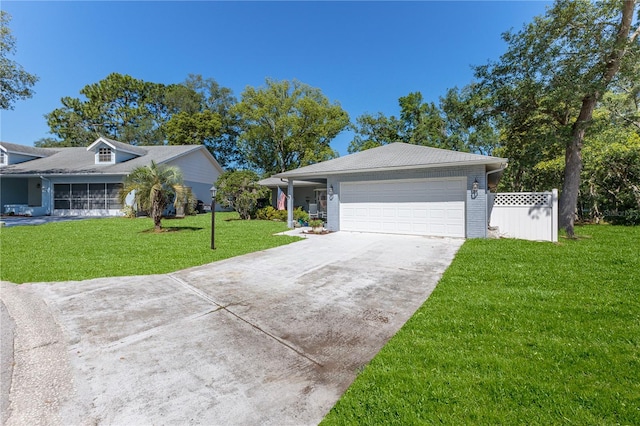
[256,206,309,223]
[309,219,323,228]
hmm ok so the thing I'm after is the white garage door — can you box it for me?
[340,178,466,237]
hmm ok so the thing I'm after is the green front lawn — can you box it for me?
[322,225,640,425]
[0,212,300,284]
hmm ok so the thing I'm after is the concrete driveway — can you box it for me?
[1,231,463,425]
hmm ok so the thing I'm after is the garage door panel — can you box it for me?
[340,178,465,237]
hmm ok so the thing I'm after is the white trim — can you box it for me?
[86,137,142,156]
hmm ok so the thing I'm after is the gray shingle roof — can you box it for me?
[274,143,508,179]
[91,137,148,156]
[0,144,204,176]
[0,141,56,158]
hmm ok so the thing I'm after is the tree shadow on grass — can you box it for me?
[140,226,204,234]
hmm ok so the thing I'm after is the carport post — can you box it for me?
[287,179,294,228]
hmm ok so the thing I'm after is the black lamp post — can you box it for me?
[210,185,217,250]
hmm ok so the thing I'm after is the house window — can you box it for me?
[0,150,6,166]
[98,147,112,163]
[54,183,123,210]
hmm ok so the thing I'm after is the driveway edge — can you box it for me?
[0,281,75,426]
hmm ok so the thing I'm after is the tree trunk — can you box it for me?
[152,190,163,232]
[559,0,638,237]
[559,95,597,237]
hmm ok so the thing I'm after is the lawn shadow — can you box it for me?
[140,226,204,234]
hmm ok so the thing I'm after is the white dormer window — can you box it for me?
[98,147,113,163]
[0,150,6,166]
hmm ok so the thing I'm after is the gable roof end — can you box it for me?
[86,137,147,156]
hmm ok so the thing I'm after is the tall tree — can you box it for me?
[0,11,38,110]
[349,88,499,154]
[118,161,186,232]
[233,78,350,175]
[475,0,640,237]
[41,73,173,146]
[439,85,501,156]
[168,74,245,168]
[347,112,404,153]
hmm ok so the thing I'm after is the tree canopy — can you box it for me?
[474,0,640,235]
[0,11,38,110]
[348,88,500,155]
[233,78,350,175]
[215,170,269,220]
[38,73,241,168]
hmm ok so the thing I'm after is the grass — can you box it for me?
[0,212,300,284]
[321,225,640,425]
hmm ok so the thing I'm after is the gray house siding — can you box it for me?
[326,164,488,238]
[6,152,40,166]
[167,149,223,202]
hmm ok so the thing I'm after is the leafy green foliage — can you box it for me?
[233,78,350,174]
[42,73,172,146]
[0,213,300,284]
[36,73,242,168]
[215,170,269,220]
[473,0,640,235]
[0,11,38,110]
[349,88,500,155]
[119,161,186,231]
[172,74,245,168]
[322,225,640,425]
[255,206,308,223]
[583,129,640,224]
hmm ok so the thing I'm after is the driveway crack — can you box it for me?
[168,274,324,367]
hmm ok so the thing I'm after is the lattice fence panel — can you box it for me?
[493,192,551,207]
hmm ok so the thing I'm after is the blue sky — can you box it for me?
[1,1,550,156]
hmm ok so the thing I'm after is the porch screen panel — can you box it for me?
[71,184,88,209]
[89,183,106,209]
[54,184,71,209]
[107,183,123,209]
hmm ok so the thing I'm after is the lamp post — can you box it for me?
[210,185,217,250]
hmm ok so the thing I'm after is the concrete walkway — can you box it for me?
[1,231,464,425]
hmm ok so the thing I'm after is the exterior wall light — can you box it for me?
[328,184,334,197]
[472,178,479,199]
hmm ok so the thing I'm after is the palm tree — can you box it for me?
[119,161,186,232]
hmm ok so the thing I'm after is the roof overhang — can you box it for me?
[258,177,324,188]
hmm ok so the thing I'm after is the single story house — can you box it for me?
[274,142,508,238]
[0,137,224,217]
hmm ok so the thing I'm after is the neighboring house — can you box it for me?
[274,142,508,238]
[0,137,224,217]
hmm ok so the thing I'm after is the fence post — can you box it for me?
[552,188,558,242]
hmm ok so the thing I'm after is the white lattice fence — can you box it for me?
[489,189,558,242]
